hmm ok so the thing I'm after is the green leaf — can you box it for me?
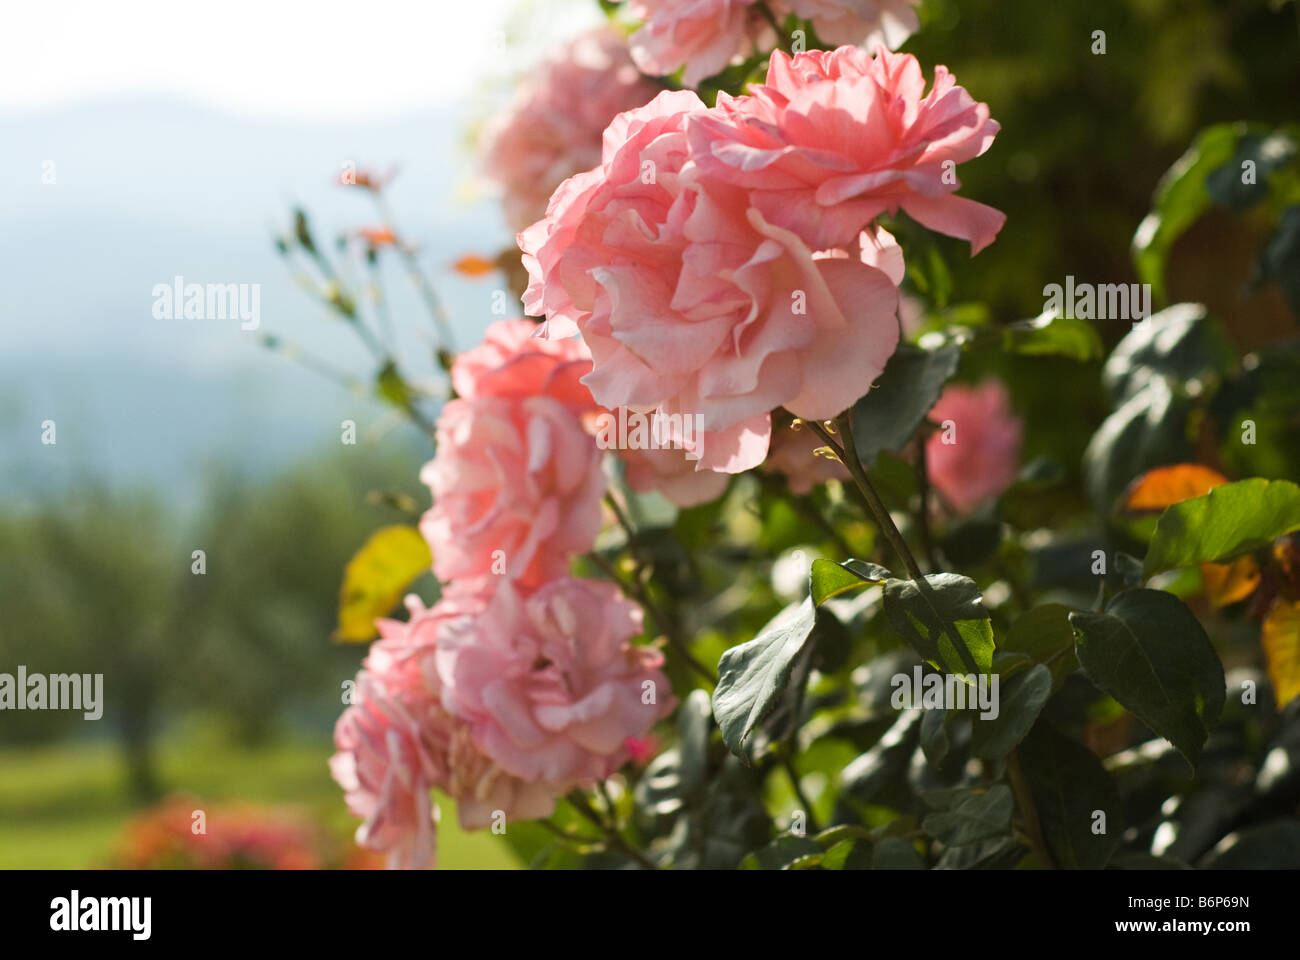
[882,574,995,674]
[969,664,1052,760]
[922,785,1013,847]
[1002,604,1078,691]
[334,525,431,642]
[1003,309,1103,362]
[810,558,890,606]
[1069,589,1226,767]
[1132,123,1240,304]
[1144,478,1300,575]
[375,360,415,409]
[850,343,961,467]
[712,598,817,763]
[1018,724,1121,869]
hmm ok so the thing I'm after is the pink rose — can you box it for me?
[763,421,849,494]
[626,0,768,87]
[433,578,677,785]
[451,318,596,416]
[521,90,900,475]
[688,45,1005,254]
[329,667,442,870]
[419,394,604,586]
[772,0,920,49]
[330,593,577,868]
[925,380,1023,514]
[482,28,662,232]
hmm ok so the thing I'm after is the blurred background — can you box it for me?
[0,0,1296,867]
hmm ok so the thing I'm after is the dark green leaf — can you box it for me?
[1083,377,1192,509]
[1070,589,1225,767]
[1100,303,1234,405]
[969,664,1052,760]
[1018,723,1122,869]
[870,837,926,870]
[922,785,1013,847]
[850,343,961,467]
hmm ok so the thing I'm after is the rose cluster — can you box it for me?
[331,324,676,869]
[624,0,923,86]
[522,44,1004,479]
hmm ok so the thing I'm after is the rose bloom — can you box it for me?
[688,45,1005,254]
[451,318,596,416]
[420,393,604,586]
[763,420,849,494]
[771,0,920,48]
[625,0,770,87]
[925,380,1023,514]
[618,443,731,507]
[481,27,662,232]
[433,577,677,785]
[331,594,572,869]
[521,89,900,476]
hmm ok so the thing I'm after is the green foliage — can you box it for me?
[1144,478,1300,575]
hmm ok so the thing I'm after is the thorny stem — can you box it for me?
[804,416,925,582]
[806,412,980,674]
[1007,747,1055,869]
[372,190,458,352]
[566,790,658,870]
[914,434,940,572]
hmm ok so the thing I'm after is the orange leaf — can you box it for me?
[1123,463,1230,513]
[356,226,397,247]
[1262,597,1300,709]
[453,254,498,277]
[1200,556,1261,608]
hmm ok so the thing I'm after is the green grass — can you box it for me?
[0,719,521,869]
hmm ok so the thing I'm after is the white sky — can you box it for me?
[0,0,602,119]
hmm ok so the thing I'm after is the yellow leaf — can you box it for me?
[335,525,432,642]
[1200,556,1261,608]
[1262,597,1300,709]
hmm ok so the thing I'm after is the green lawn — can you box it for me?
[0,720,521,869]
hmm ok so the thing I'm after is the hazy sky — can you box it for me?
[0,0,602,119]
